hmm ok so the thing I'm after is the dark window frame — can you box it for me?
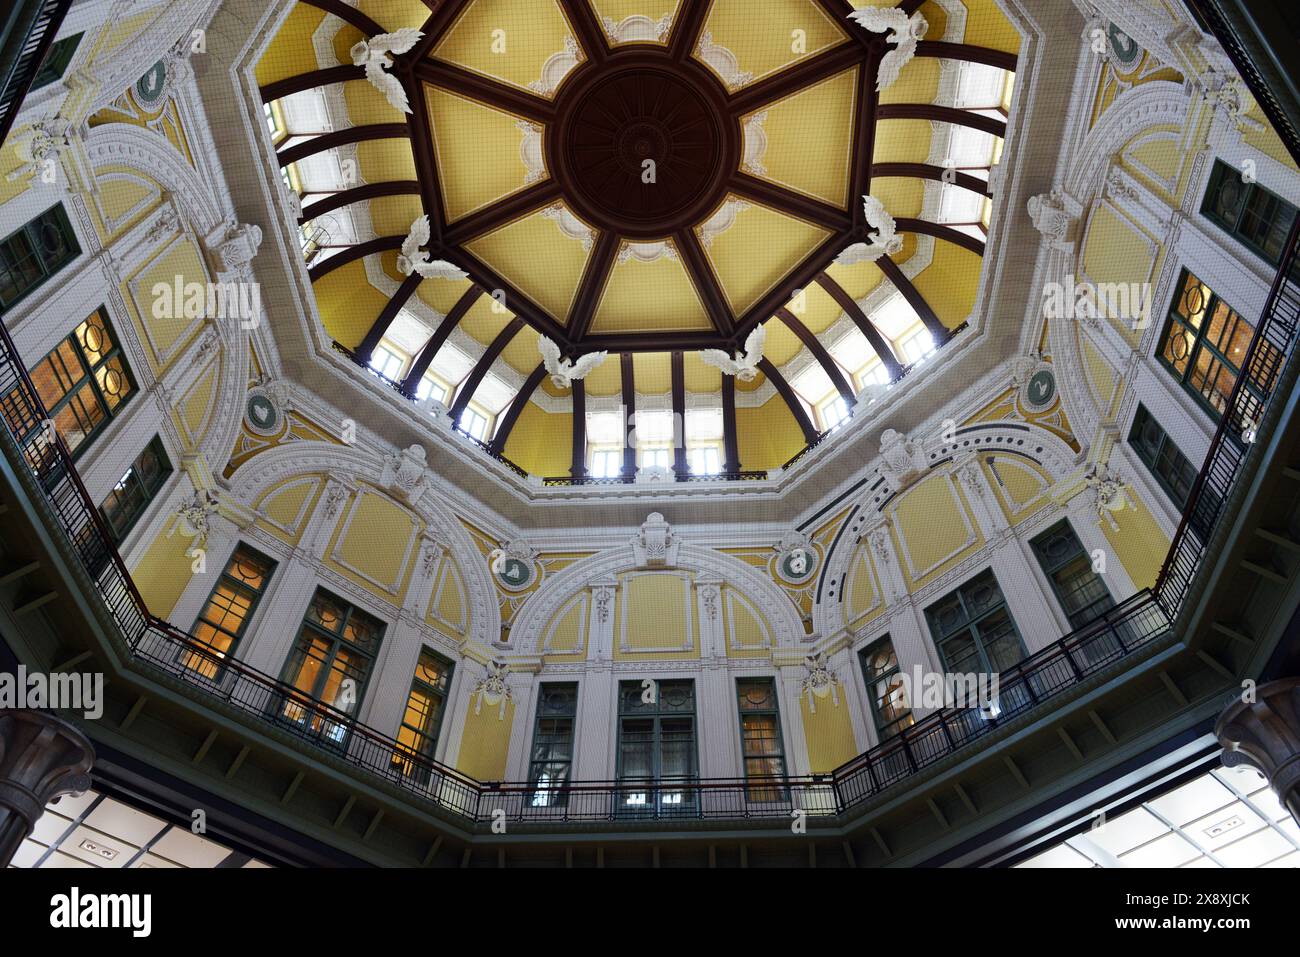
[615,678,698,817]
[527,682,579,807]
[859,636,915,742]
[98,434,172,542]
[0,204,80,312]
[1127,404,1199,509]
[392,648,455,784]
[735,676,789,802]
[182,543,277,679]
[31,32,85,90]
[1201,158,1299,267]
[1029,520,1116,630]
[924,569,1027,676]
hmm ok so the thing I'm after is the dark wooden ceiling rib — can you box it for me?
[849,49,880,227]
[450,317,525,418]
[570,381,588,478]
[559,0,609,63]
[299,181,421,223]
[813,273,904,380]
[401,285,483,392]
[568,231,621,341]
[777,307,856,404]
[730,173,852,231]
[441,179,564,246]
[259,65,363,103]
[727,42,861,115]
[578,330,724,352]
[301,0,383,37]
[357,272,422,363]
[452,247,570,344]
[671,351,687,474]
[721,374,740,472]
[915,41,1017,72]
[878,255,949,342]
[901,0,926,13]
[670,0,713,61]
[815,0,874,50]
[490,363,547,453]
[675,229,735,338]
[406,76,446,242]
[730,229,850,343]
[757,358,819,444]
[277,124,410,167]
[308,236,404,282]
[871,162,992,197]
[412,59,556,124]
[620,353,636,477]
[412,0,474,61]
[875,103,1006,138]
[894,218,986,256]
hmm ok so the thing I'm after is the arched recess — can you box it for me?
[84,121,252,472]
[224,440,501,646]
[1043,80,1193,445]
[508,543,808,657]
[811,420,1083,638]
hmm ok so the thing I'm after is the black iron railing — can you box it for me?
[0,0,71,147]
[541,470,768,486]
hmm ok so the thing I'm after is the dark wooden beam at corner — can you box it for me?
[675,228,734,337]
[877,256,950,343]
[848,47,880,224]
[894,218,987,256]
[777,307,855,404]
[870,162,992,197]
[875,103,1007,139]
[400,286,483,393]
[671,351,687,476]
[621,353,636,480]
[730,173,852,231]
[449,317,525,420]
[308,236,405,283]
[569,231,621,341]
[559,0,609,63]
[277,124,410,168]
[412,0,474,61]
[299,181,421,224]
[490,363,547,454]
[259,65,364,104]
[814,273,903,380]
[721,374,740,473]
[758,358,818,445]
[301,0,384,37]
[357,272,421,364]
[570,381,588,479]
[915,41,1017,72]
[670,0,712,61]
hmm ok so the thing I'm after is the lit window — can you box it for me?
[820,397,851,430]
[640,447,672,468]
[368,344,405,381]
[529,684,578,806]
[392,649,454,785]
[459,407,489,440]
[859,363,890,388]
[415,376,449,404]
[590,448,623,477]
[736,678,788,801]
[899,329,936,365]
[185,545,277,679]
[688,445,721,475]
[859,637,914,741]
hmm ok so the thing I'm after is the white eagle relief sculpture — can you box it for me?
[539,337,607,389]
[701,323,766,382]
[847,6,928,91]
[351,29,423,113]
[398,216,467,280]
[837,195,905,265]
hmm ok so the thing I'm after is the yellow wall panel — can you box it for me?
[801,691,857,773]
[456,698,515,781]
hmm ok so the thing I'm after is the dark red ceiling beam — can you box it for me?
[412,59,556,125]
[259,65,363,103]
[490,363,547,454]
[308,236,404,282]
[578,331,723,353]
[441,179,564,246]
[876,103,1007,138]
[277,123,410,167]
[814,273,904,380]
[620,353,636,478]
[721,374,740,473]
[895,218,986,256]
[915,41,1017,72]
[849,51,880,227]
[675,229,735,338]
[559,0,609,64]
[451,247,571,344]
[758,358,819,445]
[356,272,421,363]
[815,0,876,52]
[450,317,526,419]
[299,181,421,223]
[730,173,852,231]
[671,351,688,475]
[777,307,855,404]
[728,43,861,115]
[871,162,991,197]
[401,286,483,393]
[671,0,712,62]
[877,255,949,343]
[407,74,447,243]
[301,0,383,37]
[731,229,851,344]
[570,381,588,478]
[568,231,621,341]
[411,0,474,62]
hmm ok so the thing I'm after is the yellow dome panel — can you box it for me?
[699,0,848,89]
[434,0,581,98]
[591,0,682,45]
[702,197,831,316]
[592,244,712,334]
[463,206,594,324]
[742,65,858,207]
[425,85,539,222]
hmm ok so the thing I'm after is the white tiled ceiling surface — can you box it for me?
[1016,764,1300,869]
[8,789,270,869]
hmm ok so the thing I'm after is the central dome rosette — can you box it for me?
[547,53,741,240]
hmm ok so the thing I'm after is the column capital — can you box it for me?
[0,711,95,866]
[1216,678,1300,823]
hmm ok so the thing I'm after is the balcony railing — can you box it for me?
[1,162,1297,829]
[0,0,71,146]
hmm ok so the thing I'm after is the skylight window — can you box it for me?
[872,294,921,340]
[954,63,1010,111]
[791,363,836,407]
[458,407,490,441]
[590,449,623,477]
[587,409,626,446]
[688,446,721,475]
[899,329,937,365]
[429,343,474,388]
[369,344,404,381]
[820,396,852,431]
